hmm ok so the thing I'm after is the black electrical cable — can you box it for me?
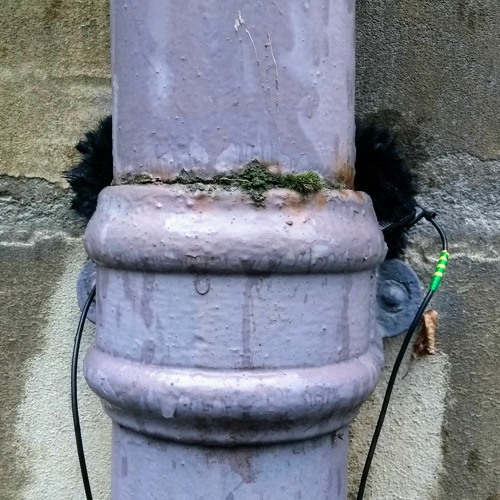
[356,290,433,500]
[356,215,448,500]
[71,284,96,500]
[428,216,448,251]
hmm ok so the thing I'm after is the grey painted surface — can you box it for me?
[85,186,386,498]
[85,187,384,274]
[86,3,386,496]
[112,425,349,500]
[0,0,499,499]
[112,0,356,183]
[77,256,422,338]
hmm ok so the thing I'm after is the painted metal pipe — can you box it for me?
[84,1,386,498]
[111,0,356,184]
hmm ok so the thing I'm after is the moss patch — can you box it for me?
[123,160,326,206]
[216,161,324,205]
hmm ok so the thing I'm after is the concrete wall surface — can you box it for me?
[0,1,498,499]
[0,1,112,499]
[350,2,500,499]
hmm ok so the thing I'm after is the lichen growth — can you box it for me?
[123,160,325,206]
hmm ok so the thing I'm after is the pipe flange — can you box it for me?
[84,342,383,446]
[376,259,423,338]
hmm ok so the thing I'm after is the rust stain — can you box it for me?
[190,191,216,210]
[278,191,308,217]
[310,190,328,209]
[335,161,355,190]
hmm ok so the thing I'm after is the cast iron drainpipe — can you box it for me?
[83,2,386,498]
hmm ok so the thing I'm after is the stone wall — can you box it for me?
[0,1,498,499]
[0,1,112,499]
[350,1,500,499]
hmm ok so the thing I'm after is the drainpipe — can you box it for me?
[83,2,386,498]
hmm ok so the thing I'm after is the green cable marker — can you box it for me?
[429,250,450,292]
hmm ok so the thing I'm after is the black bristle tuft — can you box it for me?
[64,115,113,220]
[354,120,418,258]
[64,115,418,259]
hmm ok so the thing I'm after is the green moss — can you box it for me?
[216,161,324,205]
[123,160,325,206]
[132,172,156,184]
